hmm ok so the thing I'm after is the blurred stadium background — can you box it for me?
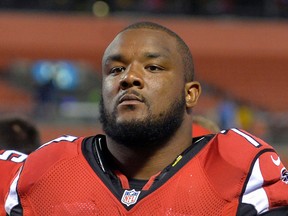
[0,0,287,163]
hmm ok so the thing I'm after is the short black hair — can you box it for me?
[121,21,194,82]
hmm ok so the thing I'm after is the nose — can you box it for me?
[119,65,144,90]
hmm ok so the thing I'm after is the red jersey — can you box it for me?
[0,150,27,216]
[3,129,288,215]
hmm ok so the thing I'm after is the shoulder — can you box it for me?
[0,150,26,181]
[24,135,83,165]
[197,129,275,198]
[30,134,83,158]
[197,128,288,214]
[199,128,274,168]
[37,134,82,150]
[216,128,271,150]
[19,135,86,183]
[214,128,281,172]
[4,135,93,214]
[205,128,274,165]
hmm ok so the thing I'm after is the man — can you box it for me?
[3,22,288,215]
[0,117,41,154]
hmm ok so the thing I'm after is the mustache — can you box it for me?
[116,90,147,105]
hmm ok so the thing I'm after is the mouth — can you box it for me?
[118,94,144,105]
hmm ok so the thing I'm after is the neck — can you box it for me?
[105,118,192,180]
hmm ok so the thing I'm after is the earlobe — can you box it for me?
[185,81,201,108]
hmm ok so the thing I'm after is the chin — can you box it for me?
[117,115,146,124]
[117,109,147,121]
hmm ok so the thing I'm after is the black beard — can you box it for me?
[99,92,186,148]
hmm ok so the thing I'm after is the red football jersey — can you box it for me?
[3,129,288,215]
[0,150,27,216]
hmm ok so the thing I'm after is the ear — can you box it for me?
[185,81,201,108]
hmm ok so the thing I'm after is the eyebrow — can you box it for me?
[144,50,171,59]
[104,51,169,65]
[104,54,124,65]
[144,52,161,59]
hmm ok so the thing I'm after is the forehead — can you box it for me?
[102,28,179,62]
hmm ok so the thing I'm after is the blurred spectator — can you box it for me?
[236,104,254,131]
[218,97,237,130]
[0,117,41,154]
[193,115,221,137]
[34,78,58,118]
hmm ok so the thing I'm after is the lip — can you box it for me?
[118,94,143,104]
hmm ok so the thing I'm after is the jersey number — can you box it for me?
[0,150,27,163]
[231,128,262,148]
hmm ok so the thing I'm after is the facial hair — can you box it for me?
[99,92,186,148]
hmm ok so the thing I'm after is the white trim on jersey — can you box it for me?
[5,166,22,215]
[37,135,78,150]
[241,158,269,214]
[231,128,261,147]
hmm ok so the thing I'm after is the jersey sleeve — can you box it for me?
[4,135,82,215]
[0,150,27,216]
[238,150,288,215]
[199,128,288,215]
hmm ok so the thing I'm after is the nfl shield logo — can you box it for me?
[281,167,288,184]
[121,189,141,206]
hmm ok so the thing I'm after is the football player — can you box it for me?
[3,21,288,215]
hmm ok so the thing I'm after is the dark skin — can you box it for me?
[101,28,201,180]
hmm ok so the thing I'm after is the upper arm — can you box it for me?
[238,150,288,215]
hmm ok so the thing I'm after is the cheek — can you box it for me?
[102,78,118,105]
[102,76,118,94]
[153,77,182,99]
[148,79,182,110]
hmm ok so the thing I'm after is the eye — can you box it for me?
[146,65,164,72]
[110,66,125,75]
